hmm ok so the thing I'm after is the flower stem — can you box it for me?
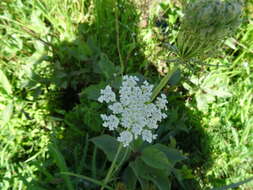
[111,146,129,177]
[115,0,124,75]
[100,144,123,190]
[150,64,179,102]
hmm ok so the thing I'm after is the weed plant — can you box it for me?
[0,0,253,190]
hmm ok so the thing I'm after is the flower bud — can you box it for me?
[176,0,243,60]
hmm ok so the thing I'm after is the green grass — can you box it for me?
[0,0,253,189]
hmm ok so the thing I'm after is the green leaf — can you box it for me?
[172,168,187,190]
[91,135,122,162]
[95,54,117,79]
[195,93,214,112]
[49,143,75,190]
[152,144,187,165]
[169,69,181,86]
[206,88,232,98]
[1,103,13,125]
[80,82,106,101]
[0,70,12,95]
[122,166,137,190]
[211,177,253,190]
[129,159,151,189]
[130,158,171,190]
[149,170,171,190]
[141,146,170,169]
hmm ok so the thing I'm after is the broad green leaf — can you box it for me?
[129,159,153,190]
[91,135,124,162]
[141,146,170,169]
[80,82,106,101]
[201,73,231,98]
[152,144,187,165]
[95,54,117,79]
[130,158,171,190]
[150,170,171,190]
[0,70,12,95]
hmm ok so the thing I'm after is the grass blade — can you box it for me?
[211,177,253,190]
[49,143,74,190]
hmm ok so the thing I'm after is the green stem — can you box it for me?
[111,146,129,177]
[115,0,124,75]
[150,64,179,102]
[61,172,114,190]
[100,144,123,190]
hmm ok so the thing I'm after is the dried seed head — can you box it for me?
[176,0,243,60]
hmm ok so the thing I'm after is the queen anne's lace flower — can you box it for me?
[98,75,168,147]
[142,129,157,143]
[156,94,168,110]
[98,85,116,103]
[117,131,133,147]
[100,114,119,131]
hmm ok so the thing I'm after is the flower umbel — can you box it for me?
[98,75,168,147]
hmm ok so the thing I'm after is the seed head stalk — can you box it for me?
[150,64,179,102]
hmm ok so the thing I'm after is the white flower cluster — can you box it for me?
[98,76,168,147]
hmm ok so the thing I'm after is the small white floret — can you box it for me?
[117,131,133,147]
[98,85,116,103]
[100,114,119,131]
[108,102,123,114]
[155,94,168,110]
[142,129,155,143]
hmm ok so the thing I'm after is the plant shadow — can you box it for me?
[155,86,213,190]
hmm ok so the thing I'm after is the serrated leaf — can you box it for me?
[206,88,232,98]
[141,147,170,169]
[0,70,12,95]
[95,54,117,79]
